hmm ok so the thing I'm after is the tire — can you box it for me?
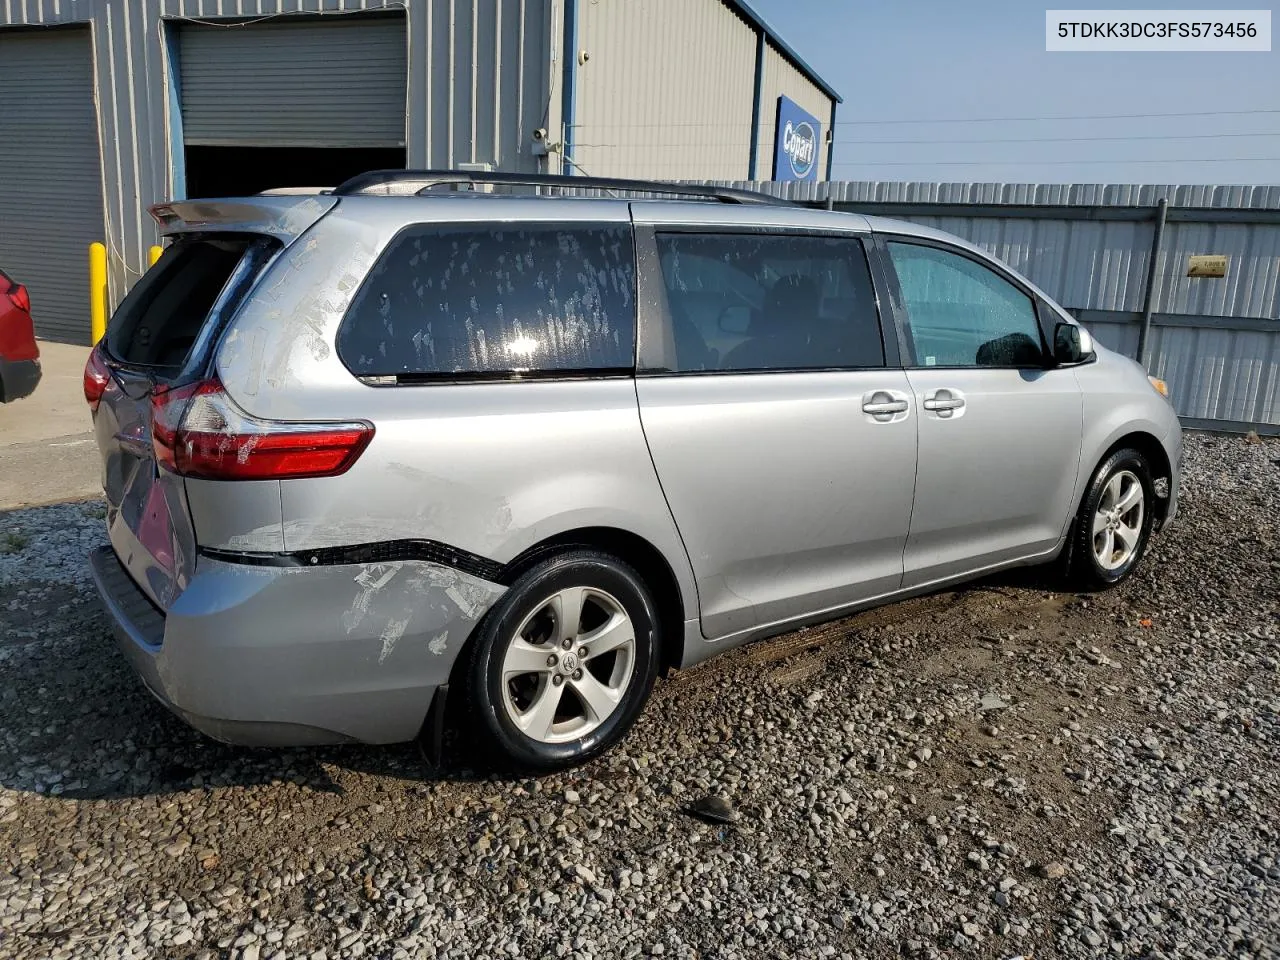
[460,549,660,772]
[1066,447,1156,590]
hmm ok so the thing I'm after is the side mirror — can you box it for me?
[1053,321,1094,365]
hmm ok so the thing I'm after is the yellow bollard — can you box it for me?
[89,242,108,346]
[149,245,163,267]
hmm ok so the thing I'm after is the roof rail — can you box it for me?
[331,169,790,205]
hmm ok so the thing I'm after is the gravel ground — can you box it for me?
[1,432,1277,960]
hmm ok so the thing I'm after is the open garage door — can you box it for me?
[178,13,408,197]
[0,29,105,345]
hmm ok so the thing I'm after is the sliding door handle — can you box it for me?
[861,389,911,422]
[862,399,909,415]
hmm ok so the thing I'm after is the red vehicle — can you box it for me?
[0,267,40,402]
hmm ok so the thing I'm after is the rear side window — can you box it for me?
[338,224,636,378]
[107,236,268,370]
[653,233,884,373]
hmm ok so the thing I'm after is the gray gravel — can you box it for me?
[1,431,1277,960]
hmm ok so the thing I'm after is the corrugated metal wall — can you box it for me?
[0,27,105,344]
[756,43,830,180]
[409,0,551,172]
[0,0,553,325]
[702,180,1279,429]
[572,0,757,180]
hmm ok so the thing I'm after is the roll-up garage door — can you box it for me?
[179,15,408,148]
[0,29,105,345]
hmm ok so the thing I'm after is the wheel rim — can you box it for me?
[1092,469,1144,571]
[500,586,636,744]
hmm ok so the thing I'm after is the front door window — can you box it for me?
[886,241,1044,368]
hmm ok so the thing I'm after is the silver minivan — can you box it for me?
[87,171,1181,771]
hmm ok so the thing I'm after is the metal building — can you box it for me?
[0,0,838,345]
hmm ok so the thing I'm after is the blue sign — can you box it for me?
[772,96,822,182]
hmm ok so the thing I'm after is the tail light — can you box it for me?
[84,343,112,412]
[151,378,373,481]
[6,283,30,314]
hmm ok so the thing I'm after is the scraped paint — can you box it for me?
[378,614,412,664]
[344,562,401,633]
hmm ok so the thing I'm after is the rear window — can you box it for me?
[106,236,269,370]
[337,224,636,378]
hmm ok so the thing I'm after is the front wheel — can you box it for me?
[461,550,660,772]
[1066,448,1156,590]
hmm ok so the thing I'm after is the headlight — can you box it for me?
[1148,375,1170,399]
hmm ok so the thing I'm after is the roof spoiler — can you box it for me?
[149,195,339,241]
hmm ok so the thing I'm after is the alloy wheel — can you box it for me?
[500,586,637,743]
[1092,469,1145,571]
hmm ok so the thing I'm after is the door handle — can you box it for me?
[862,399,909,415]
[861,390,911,423]
[922,388,966,418]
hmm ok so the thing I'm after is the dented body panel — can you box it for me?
[90,545,503,745]
[207,193,702,659]
[275,380,692,570]
[93,368,199,610]
[185,478,285,552]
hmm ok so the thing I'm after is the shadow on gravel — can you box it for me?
[0,559,1067,805]
[0,595,507,803]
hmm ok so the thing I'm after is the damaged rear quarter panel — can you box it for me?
[274,378,695,599]
[185,478,285,551]
[210,197,699,659]
[158,555,505,743]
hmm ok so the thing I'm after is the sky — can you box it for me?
[748,0,1279,184]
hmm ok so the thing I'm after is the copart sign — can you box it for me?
[772,96,822,182]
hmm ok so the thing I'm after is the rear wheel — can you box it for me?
[1067,448,1155,589]
[462,550,660,772]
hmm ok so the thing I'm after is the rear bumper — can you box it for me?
[0,356,40,402]
[88,544,504,746]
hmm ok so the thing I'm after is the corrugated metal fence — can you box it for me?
[706,180,1280,433]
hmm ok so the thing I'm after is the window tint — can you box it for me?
[887,242,1044,368]
[653,233,884,372]
[339,224,635,377]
